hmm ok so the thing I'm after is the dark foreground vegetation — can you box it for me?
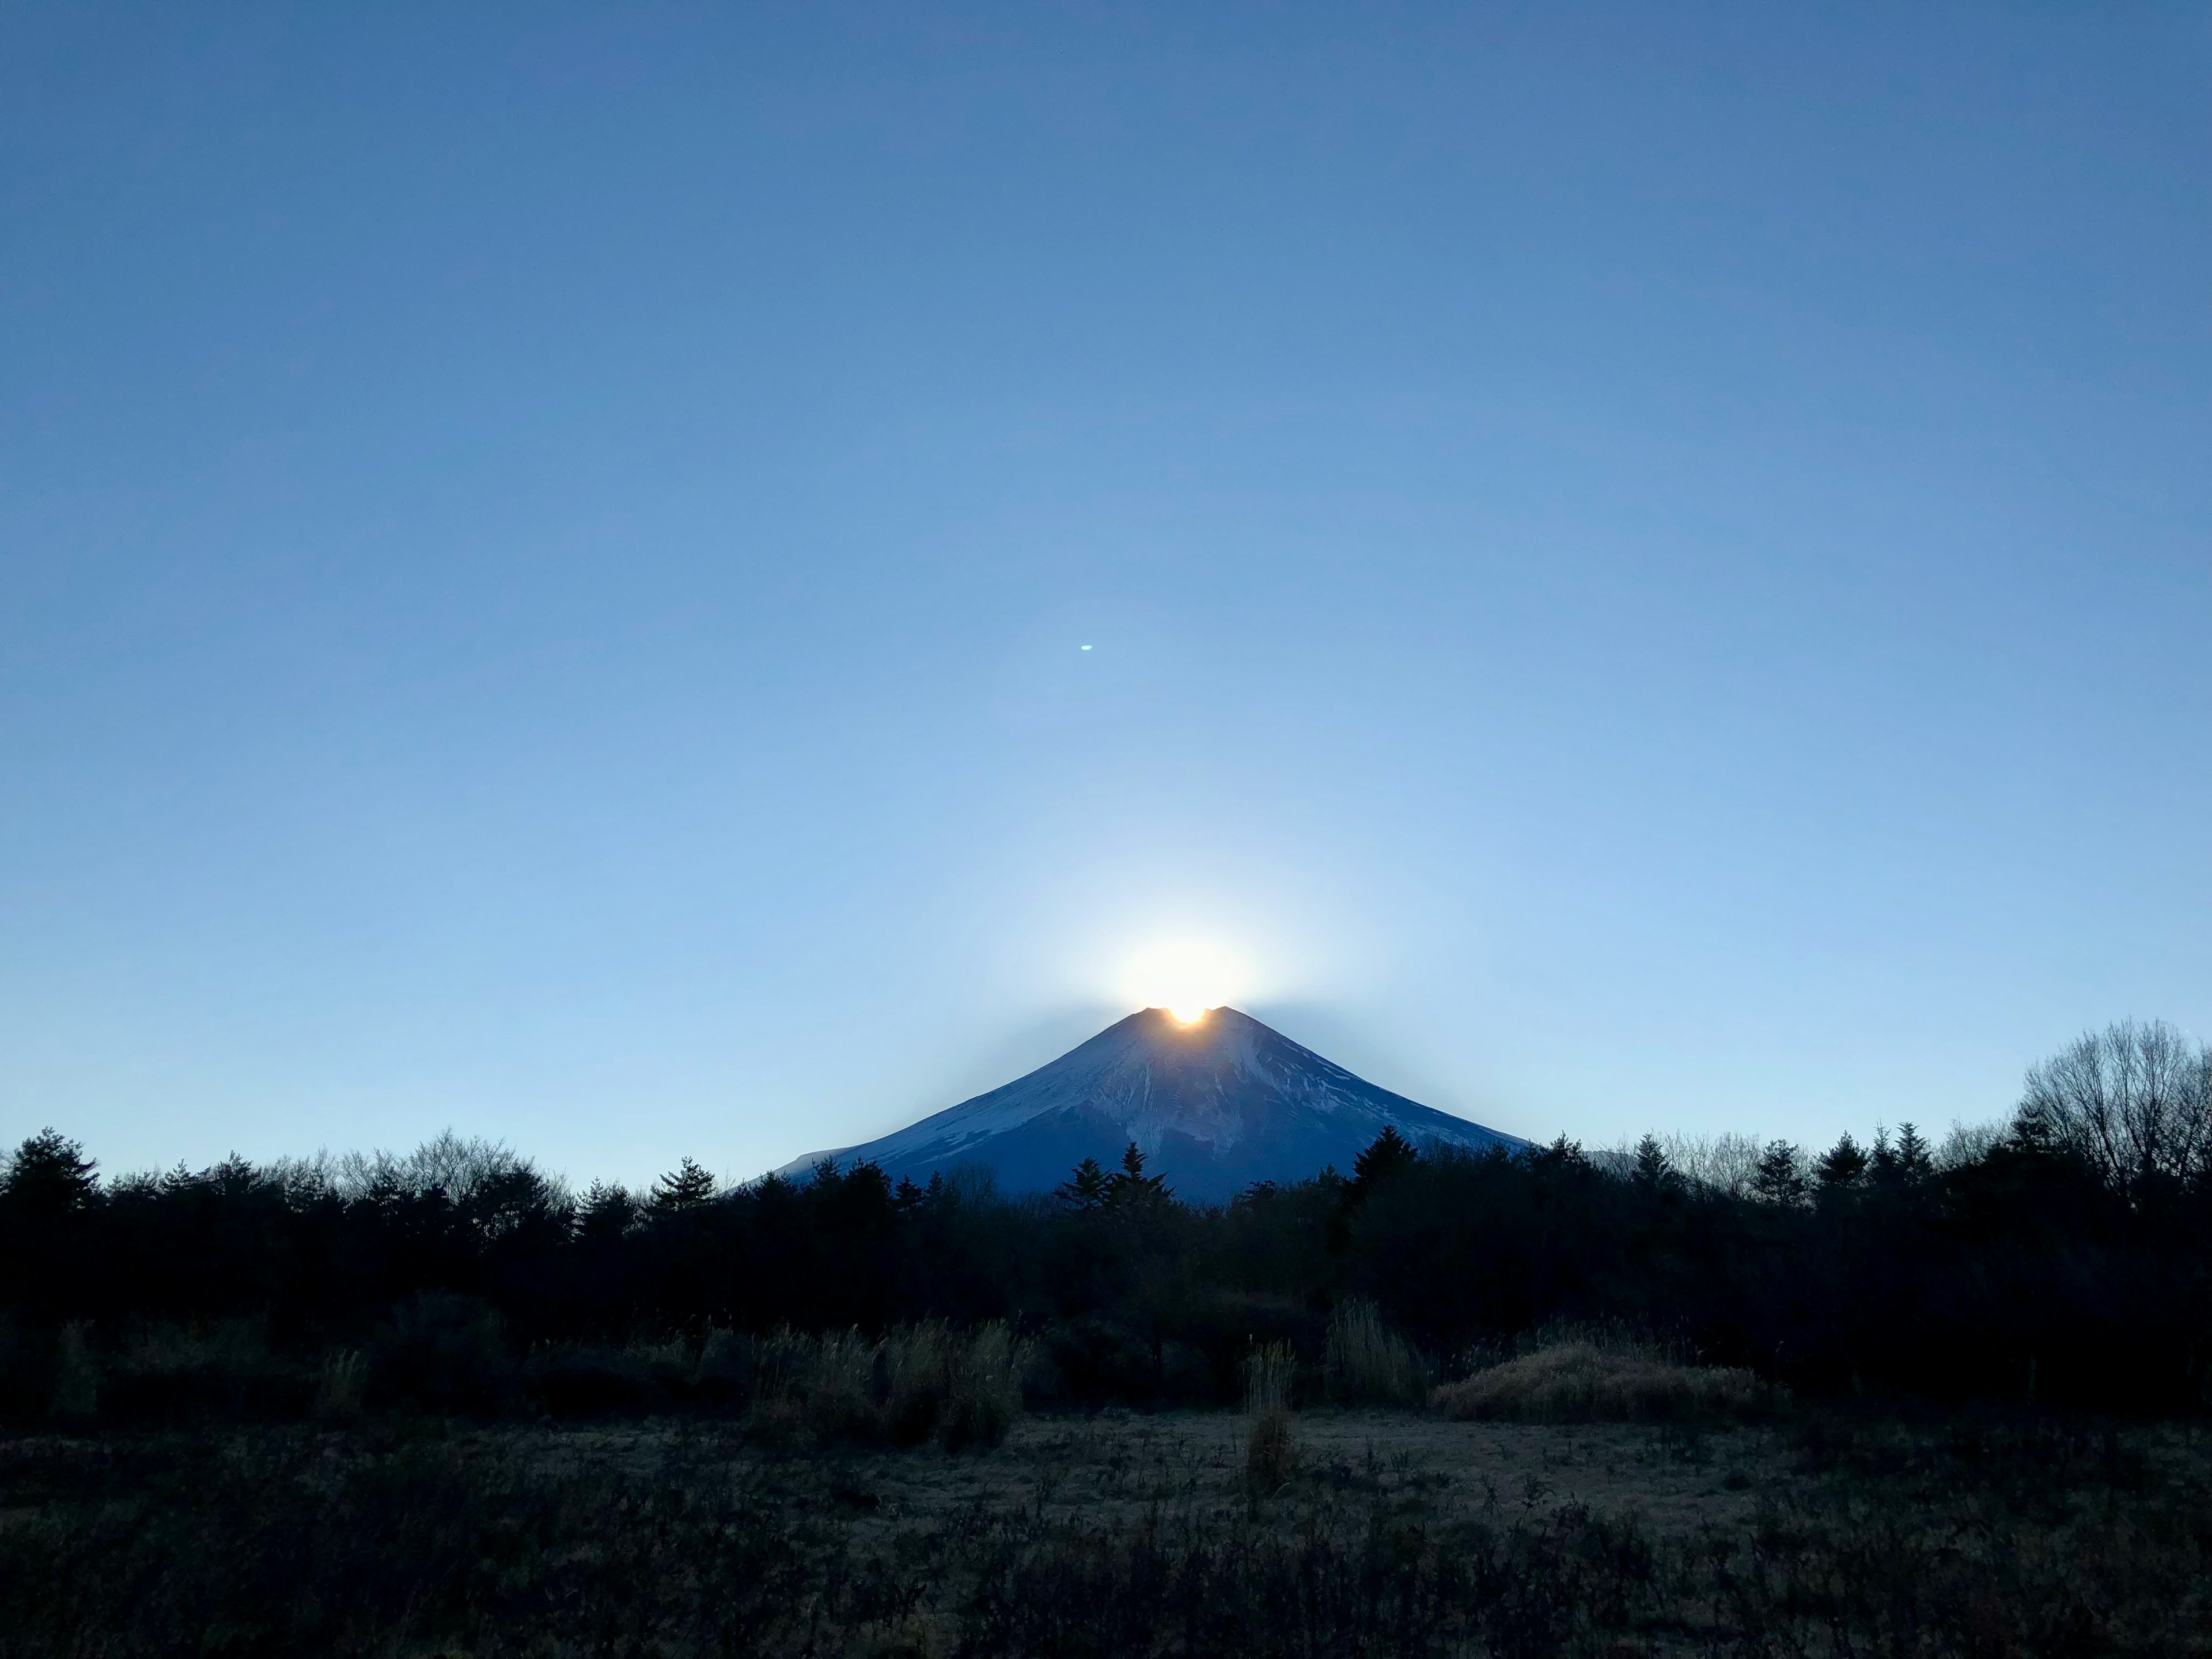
[2,1406,2207,1656]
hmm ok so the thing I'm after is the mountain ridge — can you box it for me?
[772,1006,1525,1200]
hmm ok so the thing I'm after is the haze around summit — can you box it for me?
[2,5,2208,1187]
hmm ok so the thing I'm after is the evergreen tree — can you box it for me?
[1893,1122,1933,1182]
[1816,1132,1868,1191]
[1,1128,98,1218]
[1630,1133,1679,1192]
[578,1181,637,1240]
[1054,1156,1110,1212]
[1105,1142,1172,1209]
[1353,1126,1419,1191]
[649,1157,719,1214]
[1752,1140,1808,1206]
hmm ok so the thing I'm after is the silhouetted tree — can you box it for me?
[2016,1021,2212,1202]
[1055,1157,1109,1213]
[1105,1143,1171,1209]
[1816,1132,1868,1192]
[578,1181,637,1241]
[650,1158,718,1214]
[1352,1126,1419,1192]
[1630,1134,1680,1193]
[1865,1122,1933,1188]
[1752,1141,1808,1206]
[2,1129,98,1219]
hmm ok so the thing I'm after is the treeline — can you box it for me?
[3,1020,2209,1420]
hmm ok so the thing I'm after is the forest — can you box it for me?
[6,1020,2207,1423]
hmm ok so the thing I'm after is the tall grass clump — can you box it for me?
[312,1350,365,1422]
[1433,1331,1772,1423]
[1323,1298,1429,1407]
[748,1321,1033,1451]
[942,1320,1028,1451]
[1240,1340,1297,1490]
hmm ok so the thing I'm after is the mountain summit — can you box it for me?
[775,1007,1525,1200]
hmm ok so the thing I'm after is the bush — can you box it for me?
[110,1321,296,1421]
[48,1323,96,1422]
[1433,1338,1772,1423]
[1040,1315,1166,1405]
[371,1294,514,1414]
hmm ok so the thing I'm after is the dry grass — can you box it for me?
[7,1410,2205,1656]
[1323,1298,1429,1406]
[1434,1338,1772,1423]
[312,1349,365,1422]
[1239,1340,1297,1490]
[749,1320,1035,1450]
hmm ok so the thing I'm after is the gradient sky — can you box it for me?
[4,3,2208,1187]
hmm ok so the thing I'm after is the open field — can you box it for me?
[4,1405,2208,1656]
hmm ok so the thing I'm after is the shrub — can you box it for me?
[1433,1338,1772,1423]
[48,1323,96,1422]
[1041,1315,1162,1405]
[372,1294,513,1414]
[103,1320,302,1421]
[1323,1298,1428,1406]
[0,1315,43,1419]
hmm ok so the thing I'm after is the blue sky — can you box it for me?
[3,3,2207,1185]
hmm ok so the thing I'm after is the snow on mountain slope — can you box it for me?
[771,1007,1526,1200]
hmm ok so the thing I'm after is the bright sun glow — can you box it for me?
[1122,938,1245,1027]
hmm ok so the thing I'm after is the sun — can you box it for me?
[1122,938,1244,1027]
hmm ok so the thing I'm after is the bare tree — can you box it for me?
[1658,1132,1766,1198]
[2017,1021,2212,1198]
[1933,1119,2006,1171]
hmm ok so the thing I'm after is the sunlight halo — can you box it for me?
[1122,938,1245,1025]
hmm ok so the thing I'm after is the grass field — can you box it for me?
[3,1401,2207,1656]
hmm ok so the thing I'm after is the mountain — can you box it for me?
[772,1006,1526,1201]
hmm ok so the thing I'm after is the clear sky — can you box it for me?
[4,3,2207,1187]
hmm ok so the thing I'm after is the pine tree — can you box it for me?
[1752,1140,1808,1206]
[1816,1132,1868,1191]
[1054,1156,1109,1213]
[1105,1142,1172,1209]
[1631,1133,1678,1192]
[649,1157,719,1214]
[1893,1122,1933,1182]
[2,1129,98,1219]
[1353,1126,1419,1191]
[579,1181,637,1240]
